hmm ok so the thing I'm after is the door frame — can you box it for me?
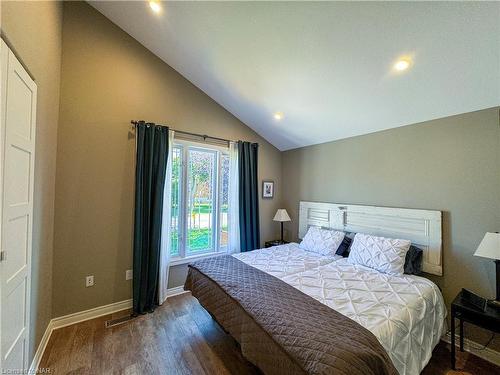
[0,37,37,371]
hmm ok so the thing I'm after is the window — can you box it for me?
[170,140,230,259]
[219,154,229,249]
[170,146,182,257]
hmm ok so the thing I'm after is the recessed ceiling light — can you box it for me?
[274,112,284,120]
[394,59,411,71]
[149,1,161,13]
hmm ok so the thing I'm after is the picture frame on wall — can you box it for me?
[262,180,274,199]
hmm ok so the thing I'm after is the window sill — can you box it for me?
[169,252,225,267]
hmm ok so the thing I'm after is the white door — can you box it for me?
[0,39,37,372]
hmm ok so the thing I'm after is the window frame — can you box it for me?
[218,152,230,253]
[169,138,229,264]
[169,145,183,258]
[185,145,218,257]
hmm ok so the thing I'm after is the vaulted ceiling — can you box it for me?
[90,1,500,150]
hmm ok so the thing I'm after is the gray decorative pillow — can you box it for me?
[336,232,356,256]
[348,233,411,275]
[404,245,423,275]
[299,227,345,256]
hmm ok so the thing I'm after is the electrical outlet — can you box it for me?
[125,269,133,281]
[85,275,94,287]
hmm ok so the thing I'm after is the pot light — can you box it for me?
[394,59,411,71]
[274,112,284,120]
[149,1,161,13]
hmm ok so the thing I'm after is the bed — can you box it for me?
[185,201,446,375]
[232,242,341,278]
[282,258,446,374]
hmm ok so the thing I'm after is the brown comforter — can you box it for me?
[185,255,398,375]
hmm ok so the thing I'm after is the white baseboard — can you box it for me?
[442,331,500,367]
[29,286,188,372]
[29,319,55,374]
[51,299,133,330]
[165,285,188,298]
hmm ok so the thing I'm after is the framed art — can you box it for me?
[262,180,274,199]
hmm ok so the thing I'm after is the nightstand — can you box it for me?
[264,240,288,248]
[450,290,500,370]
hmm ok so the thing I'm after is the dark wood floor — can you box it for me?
[40,293,500,375]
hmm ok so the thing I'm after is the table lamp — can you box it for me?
[473,232,500,309]
[273,209,291,242]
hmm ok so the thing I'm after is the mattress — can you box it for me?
[281,258,447,375]
[185,256,398,375]
[232,242,341,278]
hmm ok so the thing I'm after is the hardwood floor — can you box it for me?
[40,293,499,375]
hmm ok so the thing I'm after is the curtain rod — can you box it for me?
[130,120,236,145]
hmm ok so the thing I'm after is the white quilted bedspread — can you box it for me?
[233,243,340,278]
[282,258,447,375]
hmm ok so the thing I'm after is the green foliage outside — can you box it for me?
[170,229,212,254]
[171,226,228,255]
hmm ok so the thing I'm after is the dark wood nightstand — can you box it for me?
[450,290,500,370]
[264,240,289,248]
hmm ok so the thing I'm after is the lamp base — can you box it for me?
[487,299,500,310]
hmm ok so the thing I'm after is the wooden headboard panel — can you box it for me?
[298,201,443,276]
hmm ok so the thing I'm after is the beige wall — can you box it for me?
[282,107,500,349]
[53,2,282,317]
[1,0,62,362]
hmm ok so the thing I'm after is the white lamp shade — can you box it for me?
[273,209,291,222]
[474,232,500,260]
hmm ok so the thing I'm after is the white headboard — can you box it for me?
[298,201,443,276]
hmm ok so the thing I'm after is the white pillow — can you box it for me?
[348,233,411,275]
[299,227,345,256]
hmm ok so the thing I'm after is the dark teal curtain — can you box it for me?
[133,122,169,314]
[238,141,260,252]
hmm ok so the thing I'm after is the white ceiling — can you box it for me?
[90,1,500,151]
